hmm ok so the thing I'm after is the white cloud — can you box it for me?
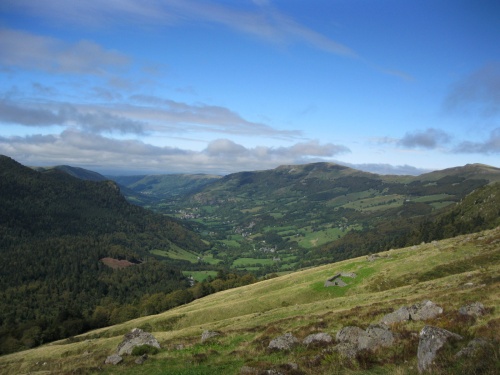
[0,132,350,174]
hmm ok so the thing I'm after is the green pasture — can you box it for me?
[182,270,218,282]
[232,257,276,267]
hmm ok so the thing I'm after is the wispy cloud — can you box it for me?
[398,128,452,149]
[2,0,355,58]
[129,95,300,138]
[0,91,301,139]
[0,28,129,74]
[454,128,500,155]
[0,99,145,135]
[443,62,500,118]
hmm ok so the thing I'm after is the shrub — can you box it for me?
[131,344,160,356]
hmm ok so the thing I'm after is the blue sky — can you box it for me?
[1,0,499,175]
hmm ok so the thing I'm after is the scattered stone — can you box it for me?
[336,326,366,346]
[104,354,123,365]
[380,300,443,324]
[360,324,394,350]
[201,330,221,343]
[459,302,486,317]
[417,325,462,373]
[333,342,358,359]
[455,338,491,358]
[174,344,184,350]
[335,324,394,356]
[134,354,148,364]
[380,306,411,325]
[303,332,333,346]
[409,300,443,321]
[268,332,299,351]
[116,328,160,356]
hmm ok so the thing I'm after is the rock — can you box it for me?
[409,300,443,321]
[303,332,333,346]
[417,325,462,373]
[268,332,299,351]
[116,328,160,356]
[336,324,394,353]
[336,326,366,346]
[458,302,485,317]
[104,354,123,365]
[201,330,221,343]
[380,306,411,325]
[455,338,490,358]
[333,342,358,359]
[134,354,148,364]
[360,324,394,350]
[380,300,442,324]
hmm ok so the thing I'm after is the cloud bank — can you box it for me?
[0,132,350,174]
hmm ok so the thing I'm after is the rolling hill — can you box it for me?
[0,225,498,374]
[154,162,500,273]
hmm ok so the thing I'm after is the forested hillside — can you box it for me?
[312,181,500,265]
[151,162,500,273]
[0,156,210,354]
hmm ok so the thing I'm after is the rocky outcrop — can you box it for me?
[303,332,333,346]
[455,338,490,358]
[201,330,221,343]
[268,333,299,351]
[104,354,123,365]
[116,328,161,356]
[417,325,462,373]
[458,302,485,317]
[105,328,160,365]
[334,323,394,359]
[380,300,443,324]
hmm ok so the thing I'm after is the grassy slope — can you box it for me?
[1,226,499,374]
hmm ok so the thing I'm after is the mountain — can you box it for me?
[33,165,152,205]
[33,165,108,182]
[154,162,500,273]
[0,155,209,354]
[110,173,222,200]
[0,226,498,374]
